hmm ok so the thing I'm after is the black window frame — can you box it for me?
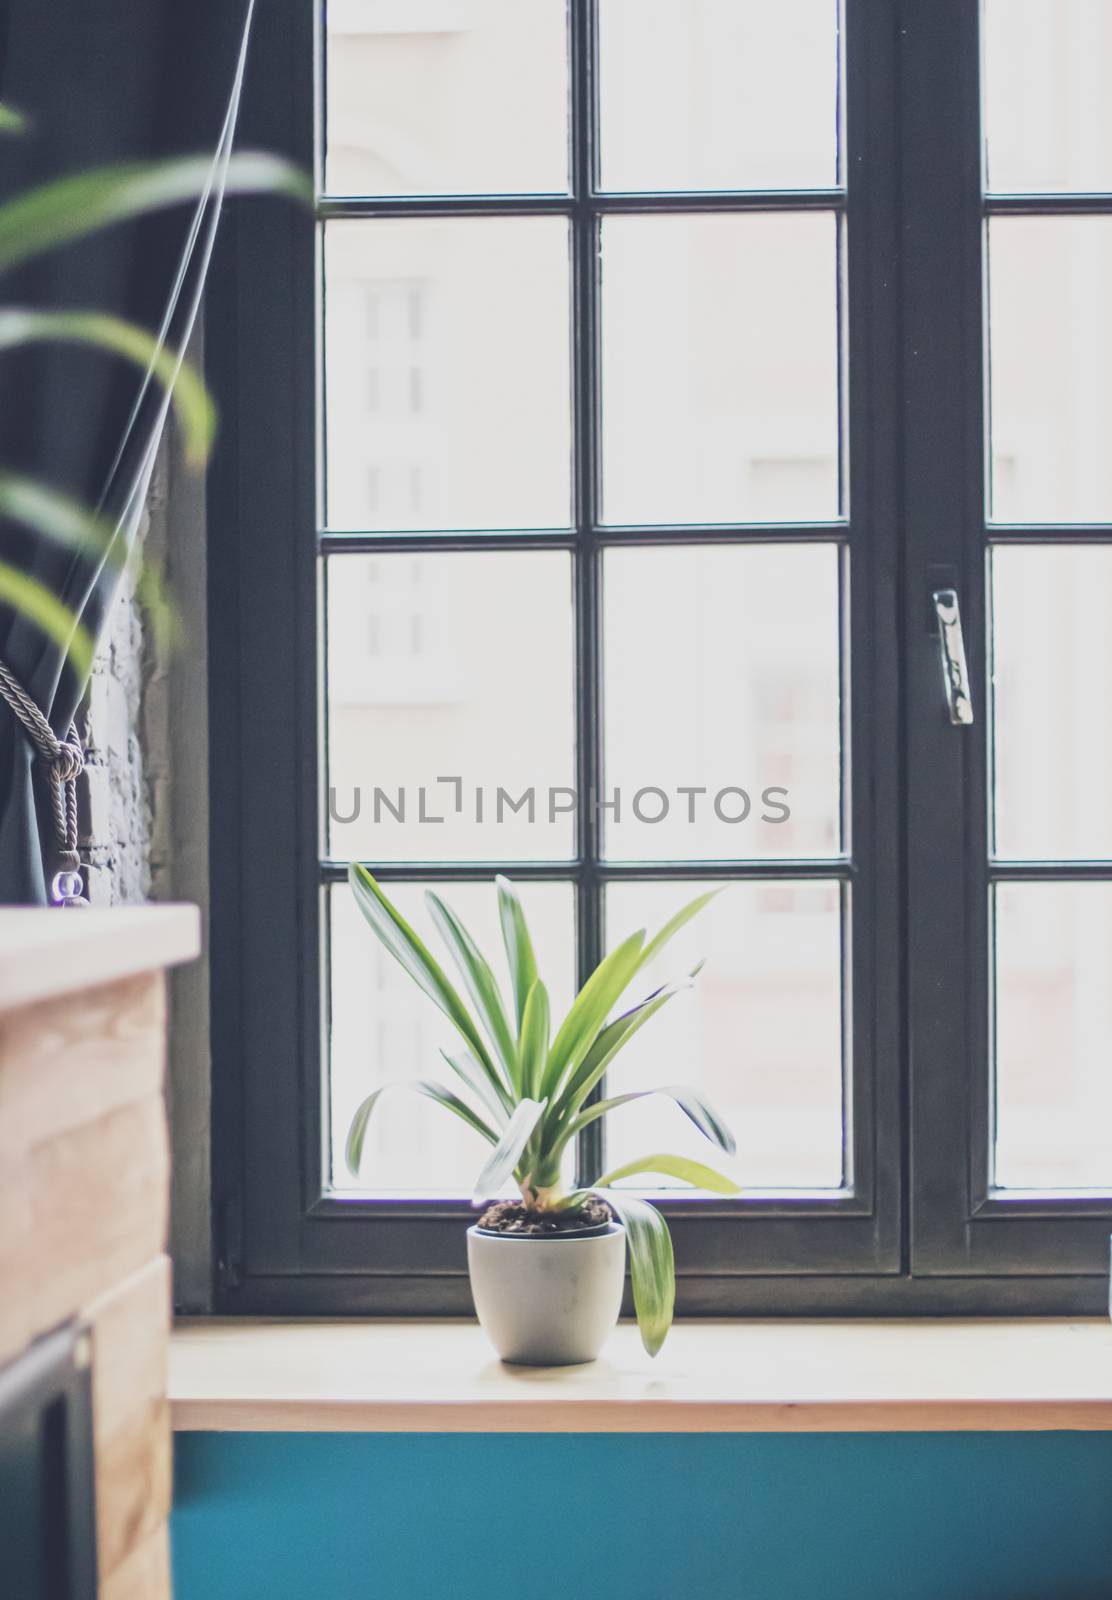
[207,0,1112,1316]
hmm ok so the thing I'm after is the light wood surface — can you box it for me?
[0,904,199,1011]
[0,971,165,1147]
[0,971,170,1369]
[30,1095,169,1342]
[100,1527,170,1600]
[170,1317,1112,1433]
[0,912,193,1600]
[92,1257,173,1582]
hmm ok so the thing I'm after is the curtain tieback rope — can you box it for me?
[0,658,88,907]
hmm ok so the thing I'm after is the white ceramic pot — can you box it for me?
[467,1221,626,1365]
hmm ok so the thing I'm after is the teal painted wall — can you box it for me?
[173,1433,1112,1600]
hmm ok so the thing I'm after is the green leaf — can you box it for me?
[597,1189,674,1358]
[0,561,93,677]
[496,874,538,1034]
[540,929,646,1103]
[546,969,698,1135]
[0,151,311,276]
[0,103,27,134]
[563,1085,736,1155]
[440,1050,509,1125]
[346,1079,497,1178]
[0,310,214,465]
[537,888,719,1143]
[348,864,504,1100]
[0,468,119,556]
[596,1153,741,1195]
[517,980,550,1101]
[0,467,174,656]
[639,888,721,970]
[425,890,519,1094]
[0,469,174,649]
[472,1098,546,1207]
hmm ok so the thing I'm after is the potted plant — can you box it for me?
[345,864,739,1363]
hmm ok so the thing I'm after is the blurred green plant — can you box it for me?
[0,104,309,675]
[346,865,740,1356]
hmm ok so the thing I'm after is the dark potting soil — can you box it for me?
[476,1195,614,1236]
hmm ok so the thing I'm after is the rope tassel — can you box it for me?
[0,658,89,907]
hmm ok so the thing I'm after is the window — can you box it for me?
[208,0,1112,1314]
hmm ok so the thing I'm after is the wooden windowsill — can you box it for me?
[0,904,200,1009]
[170,1317,1112,1433]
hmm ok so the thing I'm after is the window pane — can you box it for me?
[994,882,1112,1190]
[329,880,576,1192]
[988,218,1112,524]
[604,881,844,1189]
[983,0,1112,195]
[992,546,1112,861]
[602,545,841,860]
[597,0,840,193]
[326,552,575,860]
[600,214,841,525]
[324,0,569,196]
[324,219,572,530]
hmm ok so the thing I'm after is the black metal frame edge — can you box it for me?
[318,858,852,883]
[903,0,1112,1277]
[318,189,846,218]
[220,1272,1110,1318]
[985,191,1112,215]
[319,522,850,552]
[207,0,1111,1316]
[208,0,907,1312]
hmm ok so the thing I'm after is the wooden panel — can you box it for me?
[170,1393,1112,1433]
[96,1399,173,1581]
[0,972,165,1154]
[170,1317,1112,1434]
[0,971,170,1362]
[0,1159,33,1368]
[0,914,187,1600]
[92,1257,173,1585]
[100,1525,170,1600]
[30,1096,169,1349]
[91,1257,171,1438]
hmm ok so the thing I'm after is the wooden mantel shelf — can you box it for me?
[0,905,200,1010]
[170,1317,1112,1434]
[1,903,200,1600]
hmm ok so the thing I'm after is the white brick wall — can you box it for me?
[71,333,214,1309]
[78,451,168,906]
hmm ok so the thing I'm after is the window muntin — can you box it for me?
[323,219,573,531]
[601,544,842,861]
[329,879,577,1192]
[990,545,1112,862]
[596,0,841,194]
[324,0,571,197]
[993,881,1112,1191]
[598,213,843,526]
[325,550,577,861]
[986,218,1112,526]
[318,1,852,1203]
[982,0,1112,197]
[983,6,1112,1200]
[603,879,845,1190]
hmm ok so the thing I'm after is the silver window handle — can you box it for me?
[932,588,974,725]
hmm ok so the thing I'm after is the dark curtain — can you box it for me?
[0,0,253,902]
